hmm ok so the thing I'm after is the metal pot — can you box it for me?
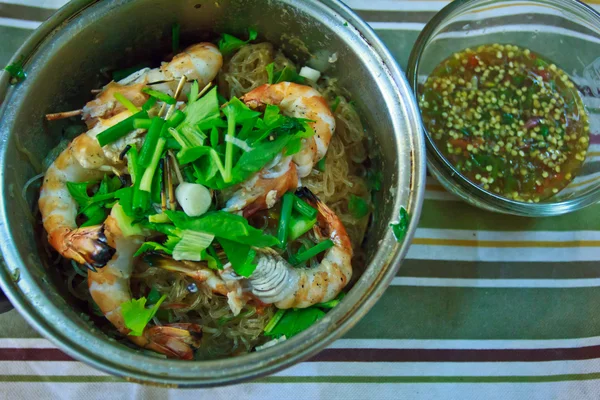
[0,0,425,387]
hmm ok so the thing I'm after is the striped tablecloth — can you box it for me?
[2,0,600,398]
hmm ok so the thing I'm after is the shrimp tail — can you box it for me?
[133,323,203,360]
[50,225,115,267]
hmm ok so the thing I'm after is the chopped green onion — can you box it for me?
[289,239,334,266]
[331,96,341,112]
[207,245,224,270]
[139,117,166,168]
[172,23,180,54]
[97,111,148,147]
[149,213,171,223]
[114,92,139,114]
[142,87,177,105]
[316,292,345,309]
[4,57,26,83]
[140,137,166,192]
[126,146,141,184]
[210,127,219,148]
[142,97,157,111]
[349,195,369,219]
[316,156,326,172]
[293,196,317,219]
[288,215,316,241]
[264,309,286,333]
[277,193,294,248]
[133,118,152,130]
[167,109,185,128]
[223,109,236,182]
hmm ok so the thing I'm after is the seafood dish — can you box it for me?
[37,29,374,360]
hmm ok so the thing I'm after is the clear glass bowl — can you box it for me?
[407,0,600,216]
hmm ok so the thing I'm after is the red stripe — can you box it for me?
[0,349,74,361]
[2,346,600,363]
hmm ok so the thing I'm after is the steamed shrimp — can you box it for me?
[223,82,335,215]
[88,209,202,359]
[238,187,352,308]
[41,43,223,266]
[39,111,141,267]
[83,43,223,127]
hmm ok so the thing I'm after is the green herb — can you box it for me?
[149,213,171,224]
[4,57,26,84]
[140,137,166,192]
[165,210,279,247]
[147,287,162,305]
[142,87,177,105]
[188,80,199,104]
[218,28,258,55]
[67,175,123,227]
[167,109,186,128]
[348,195,369,219]
[112,203,143,236]
[222,97,261,182]
[265,63,306,84]
[277,193,294,248]
[172,230,214,262]
[219,238,257,277]
[316,156,326,172]
[133,118,152,130]
[142,97,158,111]
[331,96,341,112]
[264,309,286,334]
[207,245,224,270]
[97,110,148,147]
[172,22,180,54]
[367,170,382,191]
[390,207,409,242]
[293,196,317,219]
[114,92,139,114]
[289,239,334,266]
[139,117,166,168]
[316,292,345,309]
[264,307,325,338]
[121,295,167,336]
[288,215,317,241]
[134,239,177,257]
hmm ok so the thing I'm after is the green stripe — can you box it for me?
[258,374,600,384]
[399,260,600,279]
[347,286,600,340]
[6,286,600,341]
[419,199,600,231]
[1,374,600,384]
[0,375,122,383]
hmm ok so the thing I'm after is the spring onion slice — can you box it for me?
[133,118,152,130]
[114,92,139,114]
[277,193,294,248]
[293,196,317,219]
[142,87,177,105]
[264,309,286,333]
[289,239,334,266]
[139,117,166,168]
[97,111,148,147]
